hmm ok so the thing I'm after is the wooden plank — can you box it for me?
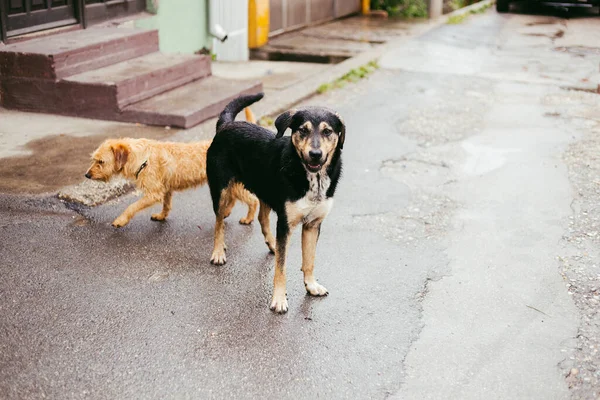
[0,0,8,41]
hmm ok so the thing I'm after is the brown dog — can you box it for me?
[85,109,259,227]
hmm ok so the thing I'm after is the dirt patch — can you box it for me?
[560,86,599,94]
[526,19,561,26]
[0,125,174,194]
[524,29,564,39]
[352,192,456,245]
[395,103,485,146]
[547,89,600,398]
[560,133,600,397]
[554,46,600,57]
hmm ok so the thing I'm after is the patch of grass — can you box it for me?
[447,1,491,24]
[448,0,469,11]
[470,1,492,13]
[257,116,274,127]
[317,61,379,94]
[371,0,428,18]
[448,0,464,10]
[317,83,335,94]
[448,0,490,11]
[196,47,218,61]
[447,13,469,24]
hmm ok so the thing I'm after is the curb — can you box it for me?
[59,0,494,207]
[58,177,134,207]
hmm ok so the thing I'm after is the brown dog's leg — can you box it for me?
[222,199,236,219]
[151,191,173,221]
[210,188,234,265]
[230,183,258,225]
[112,195,160,228]
[270,219,291,313]
[258,201,276,253]
[301,222,328,296]
[239,193,258,225]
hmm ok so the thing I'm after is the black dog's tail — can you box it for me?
[217,92,265,130]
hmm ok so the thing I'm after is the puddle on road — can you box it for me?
[0,125,174,194]
[69,215,91,227]
[523,29,564,39]
[461,142,522,176]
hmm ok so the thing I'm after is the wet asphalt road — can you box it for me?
[2,7,600,399]
[0,63,429,399]
[0,91,426,398]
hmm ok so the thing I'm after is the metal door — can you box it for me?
[2,0,78,38]
[269,0,359,36]
[335,0,359,16]
[311,0,334,22]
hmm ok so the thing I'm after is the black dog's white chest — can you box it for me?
[286,172,333,226]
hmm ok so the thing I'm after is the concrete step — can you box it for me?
[0,75,262,129]
[1,53,211,114]
[63,52,212,108]
[0,27,158,80]
[121,77,263,128]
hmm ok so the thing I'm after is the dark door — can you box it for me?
[84,0,145,25]
[3,0,78,37]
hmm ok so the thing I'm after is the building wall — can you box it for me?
[135,0,211,54]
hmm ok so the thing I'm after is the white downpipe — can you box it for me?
[208,0,249,62]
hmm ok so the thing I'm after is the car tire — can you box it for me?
[496,0,509,12]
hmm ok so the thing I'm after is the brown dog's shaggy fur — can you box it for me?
[86,137,258,228]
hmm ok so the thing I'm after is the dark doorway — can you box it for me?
[84,0,145,25]
[2,0,79,38]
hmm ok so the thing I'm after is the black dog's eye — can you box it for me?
[298,127,310,135]
[322,128,333,136]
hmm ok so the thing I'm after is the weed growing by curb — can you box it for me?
[371,0,428,18]
[447,13,469,24]
[447,1,492,24]
[317,61,380,94]
[258,116,274,127]
[469,1,492,13]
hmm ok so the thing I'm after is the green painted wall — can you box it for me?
[135,0,211,54]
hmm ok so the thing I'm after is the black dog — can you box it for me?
[206,93,345,313]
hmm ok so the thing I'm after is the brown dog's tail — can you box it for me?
[244,107,256,124]
[217,92,264,130]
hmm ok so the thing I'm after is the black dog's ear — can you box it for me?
[334,112,346,149]
[275,109,296,138]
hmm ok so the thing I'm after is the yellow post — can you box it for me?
[362,0,370,14]
[248,0,269,49]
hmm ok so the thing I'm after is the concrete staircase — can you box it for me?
[0,27,262,128]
